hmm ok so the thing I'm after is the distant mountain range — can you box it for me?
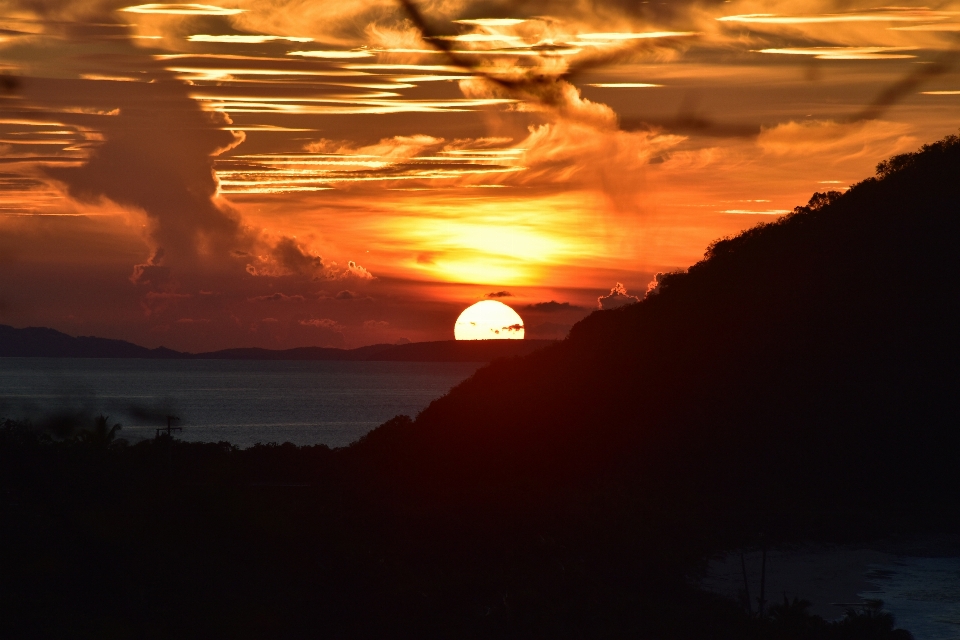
[0,324,556,362]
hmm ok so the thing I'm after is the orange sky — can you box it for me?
[1,0,958,350]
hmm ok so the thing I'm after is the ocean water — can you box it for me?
[0,357,482,448]
[704,547,960,640]
[862,557,960,640]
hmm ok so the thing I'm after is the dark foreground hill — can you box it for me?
[4,137,959,639]
[361,135,960,531]
[0,324,554,362]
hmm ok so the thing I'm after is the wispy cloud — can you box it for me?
[121,4,246,16]
[718,9,958,25]
[757,47,916,60]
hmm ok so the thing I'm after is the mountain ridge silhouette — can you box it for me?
[0,324,555,362]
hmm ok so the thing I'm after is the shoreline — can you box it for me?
[701,537,960,638]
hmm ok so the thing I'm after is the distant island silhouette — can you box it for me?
[0,324,556,362]
[5,136,959,638]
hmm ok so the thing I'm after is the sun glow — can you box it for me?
[454,300,525,340]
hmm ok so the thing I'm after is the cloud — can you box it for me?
[249,292,306,302]
[299,318,342,330]
[306,134,443,160]
[232,0,400,47]
[758,119,915,161]
[272,236,323,273]
[363,20,430,57]
[130,248,172,287]
[514,119,684,190]
[598,282,639,310]
[455,0,720,23]
[485,290,513,298]
[38,76,247,263]
[230,0,710,53]
[460,75,617,129]
[363,319,389,328]
[121,4,246,16]
[645,273,666,297]
[522,300,584,313]
[245,237,323,277]
[358,9,689,197]
[342,260,375,280]
[316,288,372,301]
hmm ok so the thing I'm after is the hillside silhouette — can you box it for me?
[3,137,959,638]
[356,135,960,534]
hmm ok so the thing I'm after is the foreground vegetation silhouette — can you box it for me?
[5,136,959,638]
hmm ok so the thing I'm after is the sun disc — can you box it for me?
[454,300,525,340]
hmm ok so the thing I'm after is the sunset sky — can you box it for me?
[1,0,957,351]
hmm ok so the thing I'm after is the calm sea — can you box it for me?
[0,357,482,448]
[861,556,960,640]
[705,548,960,640]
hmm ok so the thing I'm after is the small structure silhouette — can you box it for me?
[155,415,181,439]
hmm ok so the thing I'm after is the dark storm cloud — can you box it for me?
[3,0,287,290]
[38,76,247,262]
[485,290,513,298]
[270,237,323,275]
[245,237,324,277]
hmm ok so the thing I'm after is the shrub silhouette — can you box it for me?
[73,414,124,449]
[832,601,913,640]
[765,595,829,639]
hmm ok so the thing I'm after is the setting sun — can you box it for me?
[454,300,524,340]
